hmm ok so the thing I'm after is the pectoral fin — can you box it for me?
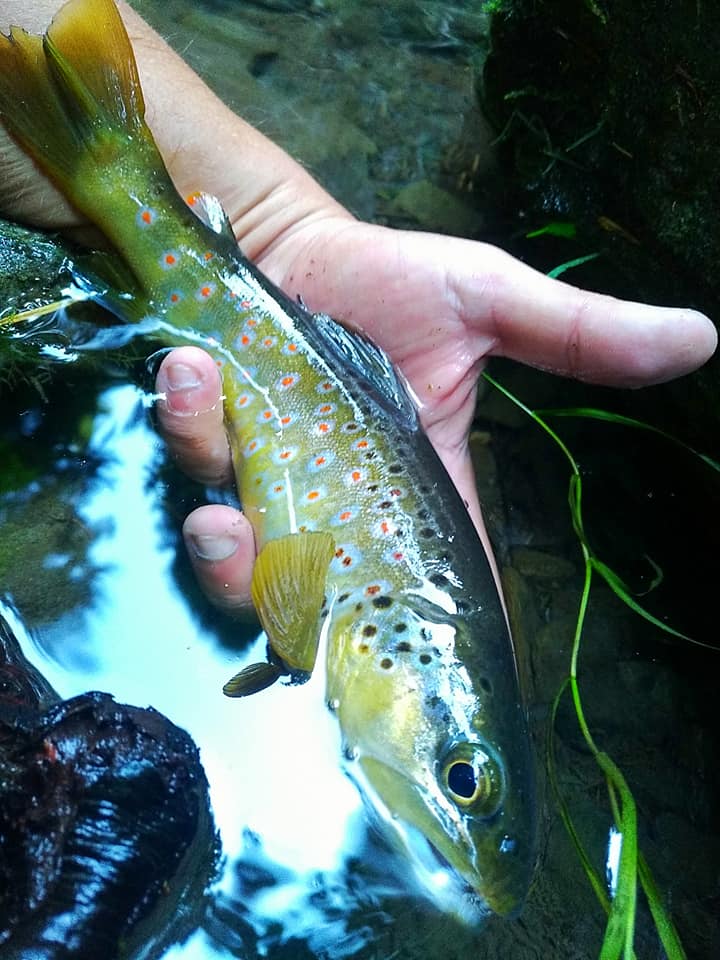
[250,531,335,673]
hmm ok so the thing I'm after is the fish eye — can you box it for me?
[441,743,504,817]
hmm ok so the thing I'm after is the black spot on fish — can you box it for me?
[396,641,412,653]
[338,593,350,603]
[362,624,378,638]
[364,451,377,460]
[380,658,393,670]
[394,622,408,633]
[367,484,379,493]
[378,501,392,510]
[417,508,431,521]
[358,643,370,654]
[456,600,470,615]
[355,602,364,612]
[419,527,436,539]
[388,463,403,474]
[372,595,393,609]
[429,573,447,587]
[479,676,493,695]
[419,653,432,665]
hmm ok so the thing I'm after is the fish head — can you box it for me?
[331,597,534,921]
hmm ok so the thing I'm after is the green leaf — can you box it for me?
[526,221,577,239]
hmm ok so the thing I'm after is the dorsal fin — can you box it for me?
[307,313,419,429]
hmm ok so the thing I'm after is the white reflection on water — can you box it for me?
[21,384,366,958]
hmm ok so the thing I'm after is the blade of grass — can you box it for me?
[0,298,74,329]
[536,407,720,473]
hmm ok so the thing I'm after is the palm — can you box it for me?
[259,220,492,496]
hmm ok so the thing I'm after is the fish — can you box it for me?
[0,0,534,920]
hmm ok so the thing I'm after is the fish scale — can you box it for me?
[0,0,535,922]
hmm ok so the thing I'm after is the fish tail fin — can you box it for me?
[0,0,162,215]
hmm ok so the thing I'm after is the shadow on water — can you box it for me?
[0,0,718,958]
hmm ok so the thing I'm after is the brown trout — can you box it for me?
[0,0,534,919]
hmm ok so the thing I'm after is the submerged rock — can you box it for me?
[0,613,217,960]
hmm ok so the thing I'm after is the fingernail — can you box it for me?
[187,532,239,562]
[165,361,203,391]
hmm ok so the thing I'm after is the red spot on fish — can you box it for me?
[365,584,382,596]
[315,456,326,467]
[169,292,180,303]
[240,334,252,346]
[393,551,404,561]
[273,484,284,494]
[342,556,353,567]
[142,210,153,224]
[390,488,402,497]
[335,548,345,558]
[199,285,212,298]
[164,253,176,266]
[242,300,253,309]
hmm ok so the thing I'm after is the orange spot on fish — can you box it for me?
[350,470,362,483]
[204,251,213,261]
[241,334,251,346]
[280,451,292,461]
[262,410,273,420]
[380,521,391,535]
[355,440,369,449]
[165,253,176,265]
[315,456,326,466]
[318,423,330,434]
[238,395,249,406]
[342,556,353,567]
[307,490,320,500]
[339,510,352,521]
[263,338,274,347]
[287,343,297,352]
[273,484,284,494]
[169,292,180,303]
[200,285,212,298]
[281,375,295,387]
[142,210,153,224]
[335,548,345,558]
[280,416,292,426]
[365,585,381,596]
[248,441,258,452]
[318,404,333,414]
[186,192,200,205]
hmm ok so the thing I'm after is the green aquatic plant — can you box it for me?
[482,371,718,959]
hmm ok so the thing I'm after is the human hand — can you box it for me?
[1,0,715,617]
